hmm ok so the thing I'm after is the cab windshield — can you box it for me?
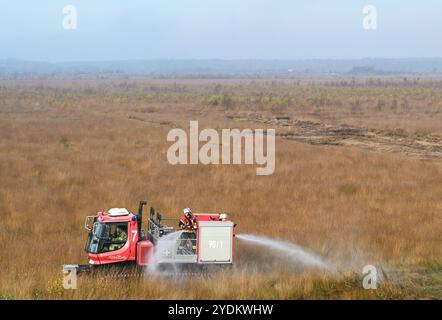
[94,222,110,239]
[85,222,128,254]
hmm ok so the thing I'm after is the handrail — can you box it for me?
[84,216,95,231]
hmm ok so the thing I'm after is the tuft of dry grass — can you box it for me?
[0,77,441,299]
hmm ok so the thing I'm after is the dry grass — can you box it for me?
[0,77,441,299]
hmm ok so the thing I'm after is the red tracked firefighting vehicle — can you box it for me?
[66,201,236,273]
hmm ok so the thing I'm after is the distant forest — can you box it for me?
[1,58,442,76]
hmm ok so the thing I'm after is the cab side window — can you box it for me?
[103,223,128,252]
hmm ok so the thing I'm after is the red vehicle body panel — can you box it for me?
[193,213,223,221]
[136,240,154,265]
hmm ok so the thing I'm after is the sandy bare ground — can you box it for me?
[226,114,442,160]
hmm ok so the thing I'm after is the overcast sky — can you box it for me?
[0,0,441,62]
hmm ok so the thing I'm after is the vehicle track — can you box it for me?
[233,114,442,160]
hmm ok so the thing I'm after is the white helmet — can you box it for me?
[219,213,228,220]
[183,208,192,215]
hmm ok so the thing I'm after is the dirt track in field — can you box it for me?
[227,114,442,160]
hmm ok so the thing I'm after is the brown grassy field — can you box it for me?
[0,77,441,299]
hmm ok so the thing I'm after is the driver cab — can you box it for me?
[87,222,128,253]
[85,208,138,265]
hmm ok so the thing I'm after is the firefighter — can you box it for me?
[178,208,197,254]
[108,227,127,251]
[179,208,197,230]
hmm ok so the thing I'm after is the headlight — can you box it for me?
[219,213,228,220]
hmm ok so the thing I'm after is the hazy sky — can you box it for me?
[0,0,441,61]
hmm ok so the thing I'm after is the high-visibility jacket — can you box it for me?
[108,229,127,251]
